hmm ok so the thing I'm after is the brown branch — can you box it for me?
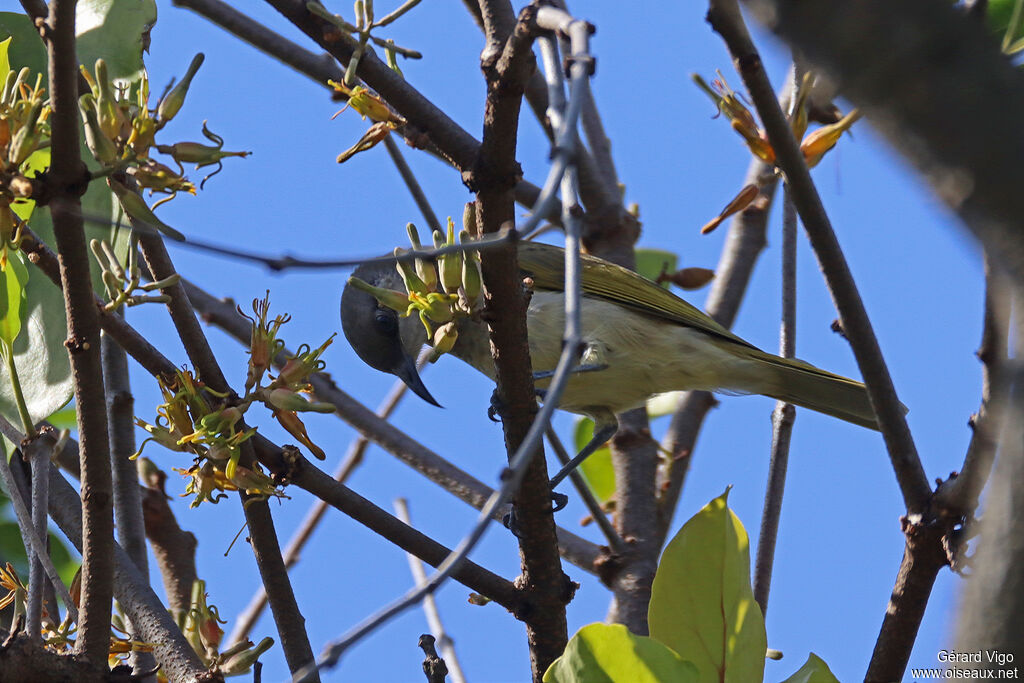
[46,463,208,680]
[101,325,148,573]
[45,0,115,665]
[258,439,524,612]
[469,6,570,677]
[100,323,157,675]
[240,485,318,679]
[865,519,948,682]
[740,0,1024,296]
[604,409,659,635]
[708,0,932,514]
[141,486,198,621]
[228,374,409,645]
[754,137,800,615]
[934,258,1011,516]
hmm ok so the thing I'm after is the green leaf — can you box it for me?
[0,249,29,349]
[0,36,10,81]
[0,14,46,78]
[544,623,699,683]
[779,653,840,683]
[46,403,77,431]
[648,489,767,683]
[75,0,157,83]
[574,418,615,503]
[634,248,678,289]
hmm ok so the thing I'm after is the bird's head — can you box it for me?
[340,260,440,407]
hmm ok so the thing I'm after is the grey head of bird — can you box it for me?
[340,260,440,407]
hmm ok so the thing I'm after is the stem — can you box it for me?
[46,0,115,664]
[4,347,35,437]
[753,84,800,613]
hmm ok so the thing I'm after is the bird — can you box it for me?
[341,240,880,493]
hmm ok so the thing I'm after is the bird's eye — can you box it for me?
[374,310,397,335]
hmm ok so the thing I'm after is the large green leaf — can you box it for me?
[779,653,841,683]
[543,623,699,683]
[0,7,152,428]
[76,0,157,82]
[648,489,767,683]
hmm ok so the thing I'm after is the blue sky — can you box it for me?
[16,0,990,680]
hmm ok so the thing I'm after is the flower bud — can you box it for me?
[108,178,186,242]
[347,275,410,313]
[158,53,205,123]
[79,95,118,165]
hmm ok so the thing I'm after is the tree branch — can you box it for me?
[707,0,932,514]
[240,485,318,679]
[45,0,115,664]
[469,5,570,677]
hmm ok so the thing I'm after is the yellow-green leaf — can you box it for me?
[0,249,29,349]
[780,653,840,683]
[574,417,615,503]
[634,248,677,289]
[648,488,767,683]
[544,623,699,683]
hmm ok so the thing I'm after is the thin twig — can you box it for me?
[707,0,932,514]
[101,322,149,573]
[753,67,800,615]
[0,428,77,624]
[394,499,467,683]
[383,135,443,234]
[544,427,624,554]
[934,258,1011,516]
[45,0,115,664]
[25,438,50,641]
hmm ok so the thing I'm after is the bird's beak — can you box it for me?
[395,354,442,407]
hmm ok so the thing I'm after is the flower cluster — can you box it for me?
[694,71,861,234]
[178,579,273,675]
[347,216,484,363]
[135,294,335,507]
[76,54,249,240]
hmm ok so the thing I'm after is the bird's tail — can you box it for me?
[751,354,888,430]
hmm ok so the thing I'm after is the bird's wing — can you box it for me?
[516,241,757,349]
